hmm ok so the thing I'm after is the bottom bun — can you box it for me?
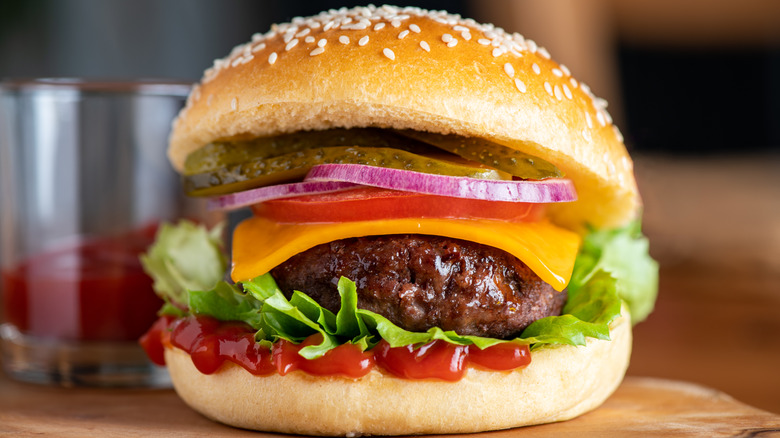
[165,309,631,436]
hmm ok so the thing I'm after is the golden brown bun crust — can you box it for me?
[165,309,631,436]
[169,6,639,229]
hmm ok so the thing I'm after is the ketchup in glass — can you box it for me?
[1,225,163,342]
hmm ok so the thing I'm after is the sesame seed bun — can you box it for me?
[164,6,642,436]
[169,6,639,230]
[165,308,631,436]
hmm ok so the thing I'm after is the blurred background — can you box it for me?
[1,0,779,414]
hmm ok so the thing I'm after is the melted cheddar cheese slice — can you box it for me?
[232,217,581,291]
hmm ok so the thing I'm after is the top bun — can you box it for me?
[169,5,639,229]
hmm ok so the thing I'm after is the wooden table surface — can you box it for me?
[1,374,778,437]
[2,154,779,435]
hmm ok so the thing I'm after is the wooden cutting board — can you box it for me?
[1,375,778,437]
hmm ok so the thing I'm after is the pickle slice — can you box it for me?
[396,131,563,180]
[183,128,434,175]
[184,146,508,197]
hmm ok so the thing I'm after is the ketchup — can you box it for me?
[169,315,275,376]
[273,334,375,378]
[374,339,468,381]
[142,315,532,380]
[1,225,163,341]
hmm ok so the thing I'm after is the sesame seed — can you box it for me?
[409,23,421,33]
[585,112,593,129]
[359,35,369,46]
[324,20,336,31]
[544,82,553,96]
[581,83,592,96]
[532,63,541,75]
[231,57,242,67]
[582,128,592,142]
[268,52,277,64]
[398,30,409,39]
[526,39,538,53]
[552,68,563,77]
[613,125,624,142]
[560,64,571,76]
[374,22,386,31]
[563,84,573,100]
[383,47,396,60]
[554,85,563,101]
[305,36,315,43]
[420,40,430,52]
[283,32,295,44]
[570,77,579,88]
[453,25,469,32]
[477,38,491,45]
[503,63,514,78]
[251,43,266,53]
[514,78,527,93]
[231,97,237,110]
[310,47,325,56]
[492,47,503,57]
[538,47,551,59]
[317,38,327,47]
[285,39,299,51]
[339,35,350,44]
[391,19,401,28]
[296,28,311,37]
[442,33,453,43]
[447,39,458,47]
[461,31,472,41]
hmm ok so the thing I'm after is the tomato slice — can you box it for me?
[251,187,545,223]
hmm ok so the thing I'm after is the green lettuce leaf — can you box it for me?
[569,220,658,323]
[520,271,621,349]
[189,281,263,328]
[140,220,657,358]
[140,220,226,310]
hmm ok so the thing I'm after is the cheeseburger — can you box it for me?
[139,5,658,436]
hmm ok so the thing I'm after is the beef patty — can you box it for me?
[270,234,567,339]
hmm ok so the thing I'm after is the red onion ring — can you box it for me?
[207,181,360,211]
[304,164,577,203]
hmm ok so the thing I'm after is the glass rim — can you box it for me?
[0,78,193,96]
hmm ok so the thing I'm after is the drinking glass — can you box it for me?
[0,79,210,387]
